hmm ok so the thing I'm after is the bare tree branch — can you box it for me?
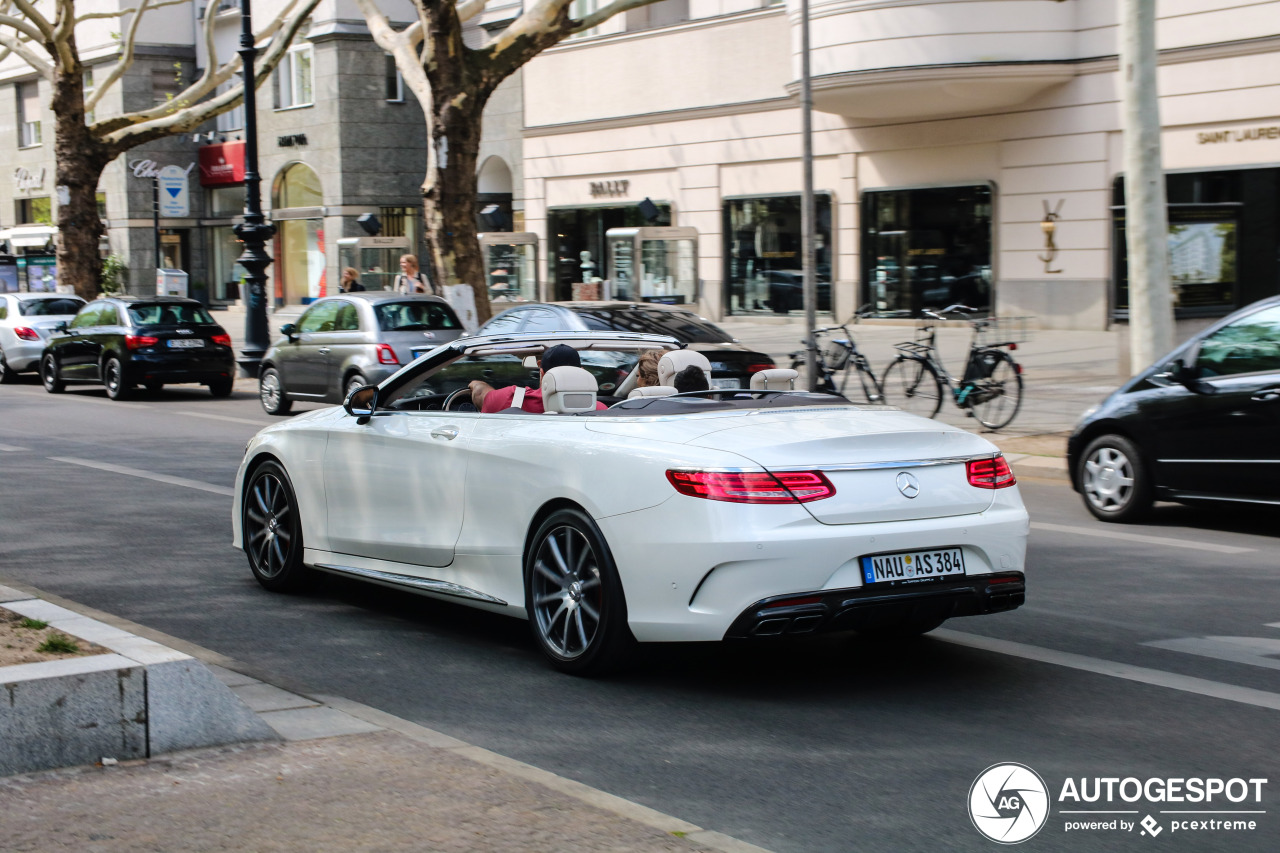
[457,0,487,24]
[573,0,655,32]
[487,0,572,59]
[0,11,48,43]
[86,0,157,113]
[0,26,53,78]
[8,0,52,41]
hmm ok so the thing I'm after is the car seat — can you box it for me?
[542,366,598,414]
[627,385,678,399]
[657,350,712,386]
[750,368,799,391]
[159,308,179,325]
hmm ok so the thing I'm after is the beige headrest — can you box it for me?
[750,368,798,390]
[658,350,712,386]
[541,366,598,414]
[627,385,678,399]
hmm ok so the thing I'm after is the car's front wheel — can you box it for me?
[525,508,633,676]
[243,460,310,592]
[41,354,64,393]
[1079,434,1152,523]
[259,367,292,415]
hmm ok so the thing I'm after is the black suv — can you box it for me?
[41,297,236,400]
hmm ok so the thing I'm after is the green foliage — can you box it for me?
[18,617,48,630]
[100,253,128,294]
[37,633,80,655]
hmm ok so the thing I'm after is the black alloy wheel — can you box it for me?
[103,356,132,400]
[243,460,310,592]
[259,367,292,415]
[41,354,64,393]
[525,508,633,676]
[0,352,15,384]
[209,377,234,398]
[1079,434,1153,523]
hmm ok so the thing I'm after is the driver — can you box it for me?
[468,344,606,413]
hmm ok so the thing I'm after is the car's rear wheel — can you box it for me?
[41,354,64,393]
[0,351,16,384]
[103,357,132,400]
[243,460,310,592]
[525,508,633,676]
[1079,434,1152,523]
[259,367,292,415]
[209,376,234,398]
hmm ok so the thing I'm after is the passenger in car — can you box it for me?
[673,365,711,394]
[636,349,663,388]
[468,344,607,413]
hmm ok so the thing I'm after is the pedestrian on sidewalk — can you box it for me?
[394,255,437,296]
[339,267,366,293]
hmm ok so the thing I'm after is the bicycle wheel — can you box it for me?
[968,351,1023,430]
[842,355,884,404]
[880,356,943,419]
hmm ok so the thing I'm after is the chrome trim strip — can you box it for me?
[667,454,994,475]
[1160,459,1280,464]
[314,563,508,605]
[1165,492,1280,506]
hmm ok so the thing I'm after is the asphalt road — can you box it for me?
[1,376,1277,852]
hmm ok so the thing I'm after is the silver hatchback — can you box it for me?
[0,293,87,383]
[258,293,465,415]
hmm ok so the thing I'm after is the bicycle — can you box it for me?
[788,307,883,403]
[879,305,1027,430]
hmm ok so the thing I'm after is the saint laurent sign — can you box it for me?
[1197,125,1280,144]
[590,180,629,197]
[13,166,45,192]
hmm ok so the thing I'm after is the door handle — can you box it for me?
[430,427,460,440]
[317,347,331,355]
[1250,390,1280,402]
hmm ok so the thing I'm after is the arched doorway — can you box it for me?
[477,156,513,232]
[272,162,326,305]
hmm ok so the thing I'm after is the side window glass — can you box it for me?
[99,305,121,326]
[0,302,7,321]
[334,301,360,331]
[1197,305,1280,377]
[70,305,101,328]
[298,301,341,333]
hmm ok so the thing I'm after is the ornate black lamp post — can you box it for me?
[234,0,275,377]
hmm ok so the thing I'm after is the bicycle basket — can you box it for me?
[974,316,1032,346]
[964,349,1004,382]
[825,339,853,371]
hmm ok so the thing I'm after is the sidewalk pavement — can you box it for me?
[213,302,1126,481]
[0,584,765,853]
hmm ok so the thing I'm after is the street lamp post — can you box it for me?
[234,0,275,377]
[799,0,817,390]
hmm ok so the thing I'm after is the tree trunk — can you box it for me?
[50,49,113,302]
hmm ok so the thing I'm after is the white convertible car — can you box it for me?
[233,331,1028,675]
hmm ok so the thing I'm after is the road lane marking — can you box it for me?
[0,443,28,451]
[1144,636,1280,672]
[48,456,234,497]
[936,629,1280,713]
[1030,521,1255,554]
[173,410,274,427]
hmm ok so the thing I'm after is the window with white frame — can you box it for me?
[17,81,41,147]
[83,68,95,125]
[216,73,245,131]
[275,43,314,109]
[385,54,404,103]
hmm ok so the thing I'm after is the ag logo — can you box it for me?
[969,763,1050,844]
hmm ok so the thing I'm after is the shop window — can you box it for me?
[860,185,993,317]
[273,162,323,209]
[724,194,833,316]
[547,203,671,302]
[275,44,314,109]
[210,186,245,218]
[96,192,107,221]
[16,197,52,226]
[17,81,41,147]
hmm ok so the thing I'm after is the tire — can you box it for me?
[0,351,16,384]
[525,508,634,676]
[1079,434,1153,523]
[259,367,292,415]
[968,351,1023,430]
[242,460,310,592]
[344,373,367,400]
[880,356,943,419]
[145,381,164,394]
[41,354,64,393]
[103,356,132,400]
[209,377,234,398]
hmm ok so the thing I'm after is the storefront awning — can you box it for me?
[0,225,57,248]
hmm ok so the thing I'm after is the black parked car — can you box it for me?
[41,296,236,400]
[473,302,776,389]
[1068,296,1280,522]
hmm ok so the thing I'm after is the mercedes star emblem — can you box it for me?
[896,471,921,499]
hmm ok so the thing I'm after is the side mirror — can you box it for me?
[281,323,298,341]
[344,384,378,424]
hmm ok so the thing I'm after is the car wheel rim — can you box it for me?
[1083,446,1134,512]
[261,374,281,409]
[346,378,363,397]
[531,525,603,660]
[43,358,56,385]
[244,472,293,579]
[105,361,120,392]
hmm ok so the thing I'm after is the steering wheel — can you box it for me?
[443,387,477,412]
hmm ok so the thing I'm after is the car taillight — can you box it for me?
[967,456,1016,489]
[666,470,835,504]
[125,334,160,350]
[210,333,231,347]
[376,343,399,365]
[746,363,775,373]
[13,326,39,341]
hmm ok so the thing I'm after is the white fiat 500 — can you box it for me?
[233,331,1029,675]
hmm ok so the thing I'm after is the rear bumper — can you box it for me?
[4,340,45,371]
[127,349,235,383]
[724,572,1025,639]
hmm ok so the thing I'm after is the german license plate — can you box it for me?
[861,548,965,586]
[711,378,739,390]
[167,339,203,348]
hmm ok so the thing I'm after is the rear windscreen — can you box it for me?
[128,303,215,325]
[376,301,460,332]
[19,298,85,316]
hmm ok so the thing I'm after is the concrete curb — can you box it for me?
[1005,453,1070,483]
[0,585,276,776]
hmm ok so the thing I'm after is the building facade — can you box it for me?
[521,0,1280,330]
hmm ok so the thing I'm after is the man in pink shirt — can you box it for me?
[468,344,606,413]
